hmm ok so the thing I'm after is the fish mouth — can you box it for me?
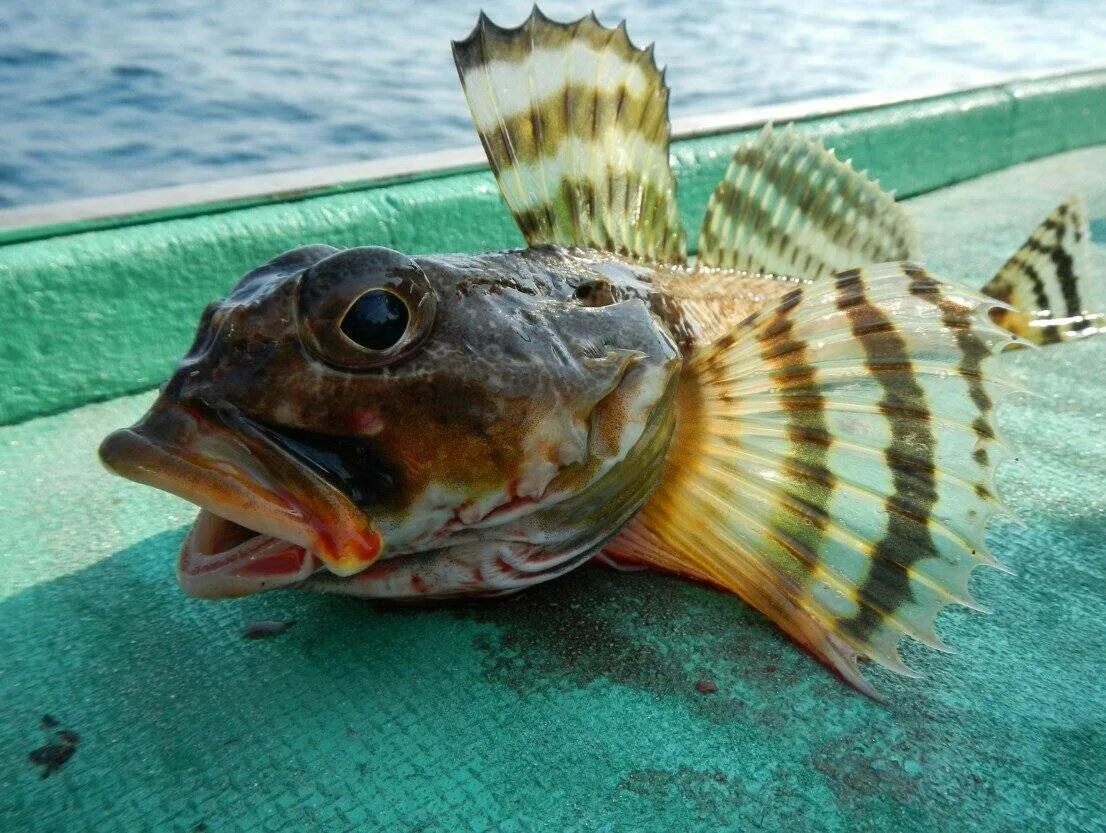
[98,400,383,598]
[179,509,318,598]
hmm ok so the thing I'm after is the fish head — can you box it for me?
[99,245,680,598]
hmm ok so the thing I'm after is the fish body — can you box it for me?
[103,243,783,599]
[99,9,1102,696]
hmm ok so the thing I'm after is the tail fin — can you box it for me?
[606,263,1015,697]
[983,195,1103,344]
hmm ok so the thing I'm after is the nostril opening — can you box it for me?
[574,280,616,307]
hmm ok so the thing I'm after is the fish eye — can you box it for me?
[296,246,436,370]
[340,289,410,351]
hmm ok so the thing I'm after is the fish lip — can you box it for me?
[98,400,383,595]
[99,421,309,550]
[177,509,321,599]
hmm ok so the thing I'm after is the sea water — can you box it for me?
[2,0,1104,208]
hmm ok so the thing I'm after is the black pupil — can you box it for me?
[340,289,409,351]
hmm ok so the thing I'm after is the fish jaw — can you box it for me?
[178,510,319,598]
[98,399,383,598]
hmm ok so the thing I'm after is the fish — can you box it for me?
[98,8,1102,697]
[983,195,1105,343]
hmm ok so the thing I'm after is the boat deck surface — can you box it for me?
[3,146,1105,833]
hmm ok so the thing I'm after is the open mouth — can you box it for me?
[178,510,321,598]
[99,400,383,598]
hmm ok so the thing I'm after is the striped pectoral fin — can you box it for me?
[452,9,687,264]
[983,195,1104,345]
[696,124,919,278]
[616,262,1018,696]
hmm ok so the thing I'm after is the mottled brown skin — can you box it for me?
[102,243,726,597]
[172,245,673,512]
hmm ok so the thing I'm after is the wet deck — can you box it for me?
[2,146,1105,832]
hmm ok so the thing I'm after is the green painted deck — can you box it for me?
[3,103,1106,830]
[2,70,1105,428]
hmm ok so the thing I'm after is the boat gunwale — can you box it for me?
[2,65,1104,246]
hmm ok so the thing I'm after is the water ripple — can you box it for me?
[0,0,1103,208]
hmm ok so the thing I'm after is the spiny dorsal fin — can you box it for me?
[452,8,687,264]
[696,125,919,277]
[983,195,1104,344]
[606,263,1016,697]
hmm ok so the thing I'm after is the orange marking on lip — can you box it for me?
[357,525,384,562]
[315,523,383,575]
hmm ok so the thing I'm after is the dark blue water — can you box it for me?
[2,1,1104,209]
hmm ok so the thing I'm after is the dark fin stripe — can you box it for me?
[510,175,684,260]
[705,144,916,259]
[903,264,996,440]
[903,263,1004,508]
[1023,232,1083,324]
[700,179,833,278]
[832,268,940,642]
[473,83,667,170]
[454,10,626,70]
[755,286,839,575]
[1010,251,1053,312]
